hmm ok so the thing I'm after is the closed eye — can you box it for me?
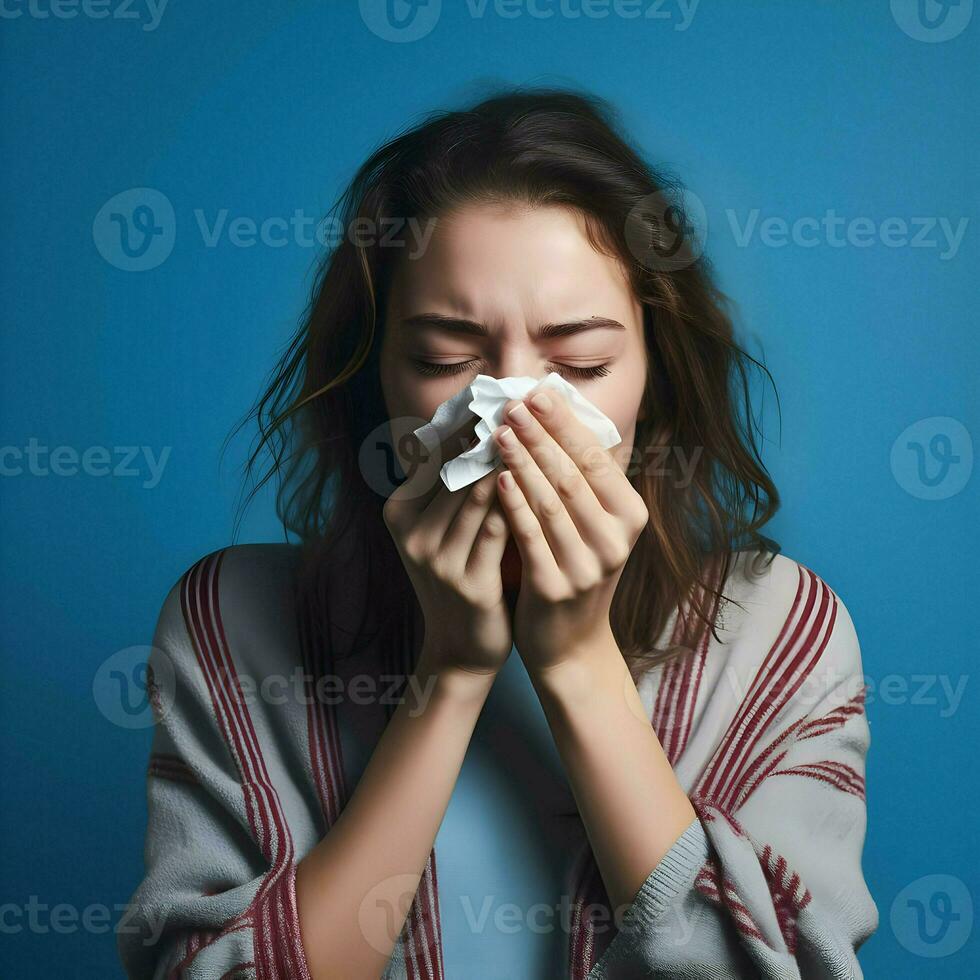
[412,359,611,381]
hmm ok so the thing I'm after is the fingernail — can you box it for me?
[529,392,551,413]
[507,401,532,425]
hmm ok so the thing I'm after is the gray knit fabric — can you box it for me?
[119,545,877,979]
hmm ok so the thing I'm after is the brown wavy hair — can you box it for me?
[236,85,781,677]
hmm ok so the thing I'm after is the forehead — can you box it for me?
[387,203,639,327]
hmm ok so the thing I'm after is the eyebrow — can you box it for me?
[400,313,627,340]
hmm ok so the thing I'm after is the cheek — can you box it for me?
[380,335,453,422]
[586,378,644,473]
[380,358,421,473]
[380,361,460,476]
[608,423,639,476]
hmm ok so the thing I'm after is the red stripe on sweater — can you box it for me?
[716,582,836,813]
[718,574,836,808]
[725,573,837,800]
[770,762,866,800]
[393,627,444,980]
[204,554,287,876]
[572,856,603,979]
[220,964,255,980]
[200,556,290,898]
[566,847,590,979]
[797,688,867,741]
[204,555,307,980]
[694,861,767,943]
[698,564,814,801]
[205,553,306,979]
[653,571,702,759]
[427,850,446,978]
[733,685,868,810]
[652,559,721,765]
[175,552,309,980]
[298,601,347,829]
[652,588,691,760]
[707,570,837,811]
[147,754,198,785]
[180,556,262,855]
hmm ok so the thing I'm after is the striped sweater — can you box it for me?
[118,544,877,979]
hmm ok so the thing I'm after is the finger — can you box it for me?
[390,414,478,516]
[523,389,631,517]
[501,398,612,553]
[464,496,511,579]
[436,465,502,557]
[495,467,562,587]
[494,423,593,578]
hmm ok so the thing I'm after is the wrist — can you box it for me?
[528,637,655,741]
[414,648,499,706]
[525,630,625,709]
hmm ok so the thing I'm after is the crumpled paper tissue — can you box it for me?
[412,372,622,492]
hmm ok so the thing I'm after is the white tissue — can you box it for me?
[412,372,622,492]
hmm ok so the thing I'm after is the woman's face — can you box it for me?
[380,202,648,479]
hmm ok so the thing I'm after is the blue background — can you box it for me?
[1,0,977,975]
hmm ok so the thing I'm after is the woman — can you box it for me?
[119,88,877,979]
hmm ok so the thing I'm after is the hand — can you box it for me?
[384,418,514,677]
[491,389,649,674]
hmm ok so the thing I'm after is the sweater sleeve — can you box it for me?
[117,567,314,980]
[589,581,878,979]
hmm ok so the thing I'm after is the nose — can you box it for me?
[480,352,549,420]
[490,349,551,384]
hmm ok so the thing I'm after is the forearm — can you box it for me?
[528,631,696,913]
[295,650,494,979]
